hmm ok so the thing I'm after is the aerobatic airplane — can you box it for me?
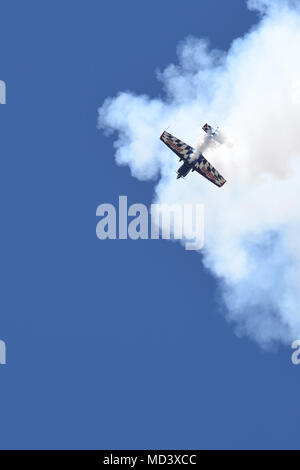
[160,123,226,188]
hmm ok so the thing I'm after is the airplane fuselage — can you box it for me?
[176,154,202,179]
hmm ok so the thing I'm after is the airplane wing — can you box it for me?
[160,131,194,160]
[193,155,226,188]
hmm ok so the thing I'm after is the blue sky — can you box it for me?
[0,0,299,450]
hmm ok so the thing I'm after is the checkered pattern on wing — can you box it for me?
[194,156,226,188]
[160,131,194,160]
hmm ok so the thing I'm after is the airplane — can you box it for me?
[160,123,226,188]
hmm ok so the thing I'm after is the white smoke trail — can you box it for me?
[190,133,213,162]
[98,0,300,347]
